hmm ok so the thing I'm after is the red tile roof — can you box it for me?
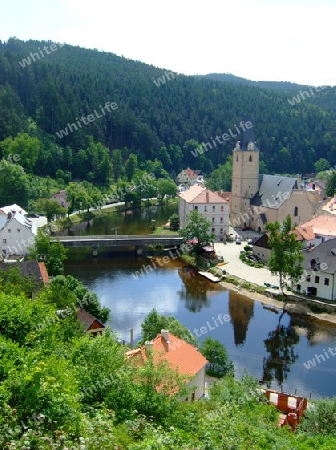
[38,262,49,284]
[292,226,315,241]
[126,331,207,377]
[180,185,229,204]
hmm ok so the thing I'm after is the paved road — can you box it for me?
[214,241,280,288]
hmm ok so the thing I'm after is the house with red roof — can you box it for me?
[176,168,201,186]
[126,330,208,401]
[76,308,105,335]
[179,184,230,241]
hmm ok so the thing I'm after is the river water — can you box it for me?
[63,204,336,399]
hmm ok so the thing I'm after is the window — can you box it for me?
[324,278,330,286]
[3,239,6,244]
[249,155,252,162]
[211,228,215,232]
[7,229,11,232]
[315,276,320,284]
[236,155,238,162]
[212,218,215,223]
[221,205,224,212]
[204,206,207,212]
[17,229,20,232]
[220,217,223,223]
[220,228,223,234]
[194,206,198,211]
[212,206,215,212]
[306,275,311,282]
[294,206,298,217]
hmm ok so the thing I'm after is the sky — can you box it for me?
[1,0,335,86]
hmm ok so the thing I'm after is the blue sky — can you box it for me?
[1,0,335,86]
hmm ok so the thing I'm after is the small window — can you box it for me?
[194,206,198,211]
[220,217,223,223]
[7,229,11,232]
[220,228,223,234]
[236,155,238,162]
[212,205,215,212]
[306,275,311,282]
[211,228,215,232]
[221,205,224,212]
[249,155,252,162]
[17,229,20,232]
[204,206,207,212]
[294,207,298,217]
[324,278,330,286]
[2,239,6,244]
[212,218,215,223]
[315,276,320,284]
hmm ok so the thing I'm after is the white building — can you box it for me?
[0,211,37,258]
[179,184,230,241]
[293,238,336,300]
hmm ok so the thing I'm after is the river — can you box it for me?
[63,204,336,399]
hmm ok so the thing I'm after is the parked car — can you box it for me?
[247,238,254,244]
[242,226,252,231]
[235,237,242,245]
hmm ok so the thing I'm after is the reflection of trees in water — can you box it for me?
[291,314,336,347]
[177,267,224,312]
[262,312,300,387]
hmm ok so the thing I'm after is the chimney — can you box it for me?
[145,341,153,355]
[161,329,170,343]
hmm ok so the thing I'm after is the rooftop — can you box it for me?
[300,215,336,236]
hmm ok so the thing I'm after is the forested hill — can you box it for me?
[201,73,336,114]
[0,37,335,176]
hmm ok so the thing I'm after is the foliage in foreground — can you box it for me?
[0,275,335,449]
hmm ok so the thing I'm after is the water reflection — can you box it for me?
[177,267,225,312]
[228,291,254,346]
[262,313,300,387]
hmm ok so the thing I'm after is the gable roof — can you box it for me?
[302,238,336,274]
[300,215,336,237]
[0,260,48,286]
[178,168,198,179]
[0,211,37,235]
[179,185,228,204]
[126,331,207,377]
[251,174,298,209]
[76,308,105,332]
[0,204,28,215]
[292,225,315,241]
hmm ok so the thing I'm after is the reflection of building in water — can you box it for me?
[228,290,254,345]
[291,315,336,346]
[177,267,226,312]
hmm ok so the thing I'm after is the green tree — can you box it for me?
[266,215,304,293]
[0,133,40,172]
[140,309,198,346]
[155,178,177,203]
[180,210,215,252]
[199,337,233,377]
[111,148,123,179]
[28,230,67,276]
[207,156,232,191]
[314,157,330,173]
[325,171,336,197]
[0,162,30,206]
[35,199,66,221]
[125,153,138,181]
[169,213,179,231]
[299,397,336,435]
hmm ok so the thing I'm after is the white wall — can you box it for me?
[185,365,206,401]
[293,269,336,301]
[0,219,36,256]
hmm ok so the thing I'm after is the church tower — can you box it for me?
[230,125,259,227]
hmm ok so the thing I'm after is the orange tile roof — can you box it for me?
[293,225,315,241]
[126,331,207,377]
[301,215,336,236]
[38,262,49,284]
[180,185,228,204]
[182,169,198,178]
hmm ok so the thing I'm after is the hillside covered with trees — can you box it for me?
[0,37,336,182]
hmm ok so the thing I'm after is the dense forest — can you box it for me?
[0,37,335,181]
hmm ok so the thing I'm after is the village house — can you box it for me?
[126,330,208,401]
[177,168,203,186]
[0,204,28,216]
[230,128,320,232]
[293,238,336,300]
[321,194,336,216]
[0,211,37,258]
[0,260,49,297]
[299,215,336,247]
[179,184,230,241]
[50,190,70,210]
[76,308,105,335]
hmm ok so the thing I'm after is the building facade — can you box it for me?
[0,211,37,258]
[179,184,230,241]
